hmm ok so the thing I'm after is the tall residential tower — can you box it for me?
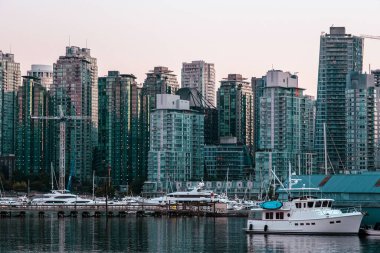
[181,61,215,106]
[0,51,21,156]
[315,27,363,173]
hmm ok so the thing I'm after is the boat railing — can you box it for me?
[339,206,362,214]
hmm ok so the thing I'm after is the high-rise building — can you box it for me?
[181,61,216,106]
[141,67,179,184]
[255,70,315,193]
[345,72,376,171]
[52,46,98,184]
[16,76,51,175]
[98,71,141,189]
[144,94,204,194]
[252,76,266,152]
[176,87,218,145]
[0,51,21,156]
[315,27,363,173]
[217,74,254,151]
[27,65,53,90]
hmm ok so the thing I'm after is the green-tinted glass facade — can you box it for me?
[255,85,315,187]
[345,72,375,171]
[315,27,363,173]
[147,95,204,191]
[16,76,51,174]
[0,52,20,156]
[217,74,254,151]
[98,71,141,188]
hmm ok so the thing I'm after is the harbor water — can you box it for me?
[0,216,379,253]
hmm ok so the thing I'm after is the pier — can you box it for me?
[0,203,248,218]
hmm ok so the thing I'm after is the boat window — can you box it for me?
[322,201,328,207]
[328,201,332,207]
[265,212,274,220]
[312,223,315,225]
[315,201,322,207]
[306,223,310,225]
[300,223,304,226]
[295,203,301,208]
[275,212,284,220]
[303,203,306,208]
[330,221,334,224]
[295,223,298,226]
[336,220,341,224]
[307,202,314,208]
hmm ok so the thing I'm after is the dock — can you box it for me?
[0,203,248,218]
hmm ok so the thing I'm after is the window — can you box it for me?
[306,223,310,225]
[308,202,314,208]
[276,212,284,220]
[295,203,301,208]
[330,221,334,224]
[315,201,322,207]
[322,201,328,207]
[311,223,315,225]
[295,223,299,226]
[265,212,274,219]
[300,223,304,226]
[336,220,341,224]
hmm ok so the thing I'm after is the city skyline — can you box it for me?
[1,0,380,97]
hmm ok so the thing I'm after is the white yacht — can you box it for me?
[146,181,220,205]
[31,191,94,205]
[245,197,363,234]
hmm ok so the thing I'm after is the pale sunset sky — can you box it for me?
[1,0,379,97]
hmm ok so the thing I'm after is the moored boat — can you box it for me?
[245,197,364,234]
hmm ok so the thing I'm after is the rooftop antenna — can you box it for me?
[9,44,12,53]
[69,36,71,46]
[369,64,371,73]
[86,39,88,49]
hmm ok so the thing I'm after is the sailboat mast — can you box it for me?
[92,170,95,200]
[323,123,328,175]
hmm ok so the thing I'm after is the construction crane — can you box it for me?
[31,105,90,192]
[360,34,380,40]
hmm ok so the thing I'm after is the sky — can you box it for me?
[1,0,380,97]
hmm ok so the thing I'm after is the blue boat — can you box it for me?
[260,201,283,210]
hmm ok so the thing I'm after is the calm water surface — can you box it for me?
[0,216,379,253]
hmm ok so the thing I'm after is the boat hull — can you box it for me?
[245,213,363,234]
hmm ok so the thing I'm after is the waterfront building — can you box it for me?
[217,74,254,152]
[176,87,218,145]
[315,27,363,173]
[145,94,204,193]
[255,70,315,195]
[52,46,98,184]
[0,51,21,156]
[345,72,376,171]
[27,65,53,90]
[204,137,253,181]
[16,76,51,175]
[98,71,141,189]
[140,67,179,185]
[181,60,216,106]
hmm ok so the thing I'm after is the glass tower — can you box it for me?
[217,74,254,152]
[315,27,363,173]
[0,51,21,156]
[146,94,204,193]
[255,70,315,193]
[98,71,141,189]
[16,76,51,175]
[345,72,376,172]
[52,46,98,184]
